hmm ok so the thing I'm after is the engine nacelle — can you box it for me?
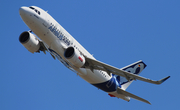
[64,47,85,68]
[19,31,40,53]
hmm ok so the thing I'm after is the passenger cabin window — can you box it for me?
[29,7,41,15]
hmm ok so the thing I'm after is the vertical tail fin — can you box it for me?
[118,60,147,90]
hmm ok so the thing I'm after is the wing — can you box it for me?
[116,87,151,104]
[84,57,170,85]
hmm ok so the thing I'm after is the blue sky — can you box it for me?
[1,0,180,110]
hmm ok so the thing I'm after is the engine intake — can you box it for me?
[64,47,75,59]
[64,47,85,68]
[19,31,40,53]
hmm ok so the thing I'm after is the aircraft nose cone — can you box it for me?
[19,6,31,22]
[19,7,26,15]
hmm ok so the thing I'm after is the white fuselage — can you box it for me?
[19,6,114,88]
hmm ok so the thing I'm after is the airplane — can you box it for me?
[19,6,170,105]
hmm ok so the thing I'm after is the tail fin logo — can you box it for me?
[123,62,146,75]
[115,61,147,90]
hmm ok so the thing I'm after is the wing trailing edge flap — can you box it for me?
[84,57,170,85]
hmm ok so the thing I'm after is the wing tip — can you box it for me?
[147,101,152,105]
[158,76,170,84]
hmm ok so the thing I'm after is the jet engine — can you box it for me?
[64,47,85,68]
[19,31,40,53]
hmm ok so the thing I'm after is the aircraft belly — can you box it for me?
[76,68,119,92]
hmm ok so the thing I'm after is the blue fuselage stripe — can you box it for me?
[92,75,120,92]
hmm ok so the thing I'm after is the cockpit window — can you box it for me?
[38,11,40,15]
[29,6,41,15]
[29,7,35,10]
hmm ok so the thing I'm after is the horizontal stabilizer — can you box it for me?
[116,87,151,105]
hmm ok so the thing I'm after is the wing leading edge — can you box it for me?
[84,57,170,85]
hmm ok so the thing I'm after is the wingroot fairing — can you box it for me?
[19,6,170,104]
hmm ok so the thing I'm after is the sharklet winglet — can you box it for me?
[158,76,170,84]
